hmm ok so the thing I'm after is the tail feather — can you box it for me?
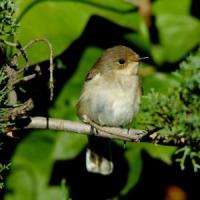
[86,136,113,175]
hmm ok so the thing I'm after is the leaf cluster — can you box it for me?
[0,0,18,38]
[1,0,200,198]
[0,0,18,190]
[136,52,200,171]
[0,69,9,133]
[8,0,200,66]
[0,162,10,189]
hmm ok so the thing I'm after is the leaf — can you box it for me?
[151,0,200,64]
[153,0,191,15]
[142,143,176,165]
[5,130,85,200]
[5,169,37,200]
[123,21,151,52]
[156,15,200,63]
[14,0,140,65]
[150,44,165,65]
[142,72,177,94]
[15,0,135,16]
[52,133,87,160]
[6,170,67,200]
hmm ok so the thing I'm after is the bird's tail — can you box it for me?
[86,135,113,175]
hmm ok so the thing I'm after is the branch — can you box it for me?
[0,38,54,101]
[1,99,34,122]
[3,65,17,105]
[25,117,148,142]
[17,38,54,100]
[14,73,37,85]
[20,117,200,147]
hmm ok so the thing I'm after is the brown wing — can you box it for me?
[85,56,102,82]
[85,68,99,81]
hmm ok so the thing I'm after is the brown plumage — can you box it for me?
[77,45,145,175]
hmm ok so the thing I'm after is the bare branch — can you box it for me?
[0,39,29,68]
[18,116,199,147]
[3,99,34,121]
[25,117,149,142]
[1,38,54,101]
[3,65,17,105]
[14,73,37,85]
[17,38,54,100]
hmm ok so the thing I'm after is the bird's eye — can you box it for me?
[118,58,125,64]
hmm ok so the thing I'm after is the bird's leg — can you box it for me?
[83,116,131,140]
[90,125,96,135]
[85,117,112,135]
[121,125,128,149]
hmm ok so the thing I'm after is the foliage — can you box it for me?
[0,0,18,191]
[0,162,10,189]
[0,69,9,133]
[4,46,177,200]
[152,0,200,64]
[0,0,18,38]
[135,52,200,172]
[11,0,200,66]
[14,0,142,65]
[0,69,11,189]
[0,0,200,199]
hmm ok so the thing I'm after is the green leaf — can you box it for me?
[15,0,135,16]
[6,169,67,200]
[5,130,85,200]
[14,0,140,65]
[150,44,165,65]
[142,72,177,94]
[52,133,87,160]
[11,132,56,178]
[124,21,151,52]
[155,14,200,62]
[142,143,176,165]
[152,0,200,64]
[153,0,191,15]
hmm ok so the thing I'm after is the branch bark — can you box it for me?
[20,116,199,147]
[25,117,149,142]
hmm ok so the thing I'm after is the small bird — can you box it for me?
[77,45,147,175]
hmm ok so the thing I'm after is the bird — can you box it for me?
[77,45,147,175]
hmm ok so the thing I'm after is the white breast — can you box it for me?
[82,73,141,126]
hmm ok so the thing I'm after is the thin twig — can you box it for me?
[0,39,29,68]
[14,73,37,85]
[3,65,17,105]
[17,38,54,100]
[3,99,34,121]
[0,38,54,101]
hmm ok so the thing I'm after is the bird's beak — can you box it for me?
[138,56,149,61]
